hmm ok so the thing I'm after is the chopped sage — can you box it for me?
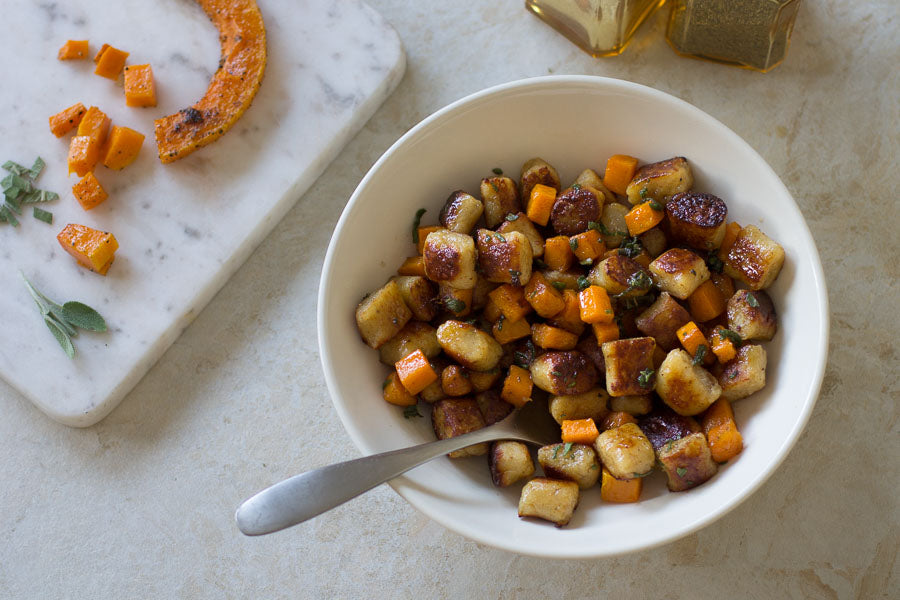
[411,208,427,244]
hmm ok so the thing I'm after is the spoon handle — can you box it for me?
[235,426,507,536]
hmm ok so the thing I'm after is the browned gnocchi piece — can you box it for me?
[517,477,580,526]
[593,422,655,479]
[436,320,504,372]
[655,349,721,416]
[649,247,710,299]
[599,202,629,247]
[475,389,513,425]
[574,168,615,204]
[431,397,488,458]
[489,441,535,487]
[727,289,777,341]
[439,190,484,234]
[476,229,533,285]
[530,351,598,395]
[602,337,657,397]
[520,157,561,201]
[665,192,727,251]
[656,432,718,491]
[548,387,609,425]
[588,254,651,298]
[355,279,412,349]
[625,156,694,204]
[423,229,477,290]
[390,275,438,322]
[550,186,602,236]
[481,176,521,228]
[723,225,785,290]
[634,292,692,351]
[537,443,601,489]
[378,321,441,366]
[608,394,653,416]
[497,212,545,258]
[717,344,767,401]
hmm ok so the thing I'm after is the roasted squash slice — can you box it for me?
[154,0,267,163]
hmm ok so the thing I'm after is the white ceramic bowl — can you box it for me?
[318,76,828,558]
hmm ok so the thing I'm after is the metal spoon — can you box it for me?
[235,400,558,536]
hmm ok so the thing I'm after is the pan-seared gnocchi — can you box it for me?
[355,154,786,527]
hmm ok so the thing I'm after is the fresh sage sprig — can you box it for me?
[20,272,107,358]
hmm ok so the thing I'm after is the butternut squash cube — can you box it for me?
[94,45,129,79]
[56,223,118,275]
[49,103,87,137]
[102,126,145,171]
[72,172,108,211]
[67,136,101,177]
[76,106,111,147]
[57,40,89,60]
[123,64,157,107]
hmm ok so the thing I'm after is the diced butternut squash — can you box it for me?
[72,172,108,211]
[717,222,742,260]
[600,467,642,503]
[397,256,426,277]
[94,45,129,79]
[501,365,533,407]
[531,322,578,350]
[603,154,638,196]
[488,284,532,322]
[688,278,726,322]
[547,289,585,335]
[709,325,738,363]
[702,398,743,463]
[382,371,418,406]
[492,316,531,345]
[624,201,664,236]
[58,40,89,60]
[544,235,574,271]
[67,136,101,177]
[49,103,87,137]
[579,285,614,324]
[676,321,711,363]
[76,106,111,147]
[524,272,565,318]
[561,418,600,445]
[526,183,556,226]
[93,43,110,63]
[395,349,438,395]
[56,223,118,275]
[592,321,620,345]
[416,225,444,255]
[570,229,606,263]
[102,126,145,170]
[123,64,157,107]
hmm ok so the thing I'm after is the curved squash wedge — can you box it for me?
[154,0,267,163]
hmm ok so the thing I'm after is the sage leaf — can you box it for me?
[44,317,75,359]
[62,302,107,332]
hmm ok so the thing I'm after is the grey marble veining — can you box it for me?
[0,0,404,425]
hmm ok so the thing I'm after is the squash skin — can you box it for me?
[154,0,267,163]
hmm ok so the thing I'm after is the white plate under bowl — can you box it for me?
[317,76,828,558]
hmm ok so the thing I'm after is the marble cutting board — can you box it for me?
[0,0,405,426]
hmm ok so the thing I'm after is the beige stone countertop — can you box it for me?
[2,1,897,597]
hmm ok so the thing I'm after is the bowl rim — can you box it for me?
[317,74,830,557]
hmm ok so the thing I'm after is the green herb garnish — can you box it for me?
[20,272,107,358]
[563,442,573,456]
[403,405,422,419]
[577,276,590,291]
[579,258,593,266]
[496,314,505,331]
[505,213,519,221]
[615,270,652,298]
[533,258,548,270]
[550,370,564,377]
[492,167,503,175]
[569,238,579,252]
[746,293,760,308]
[33,207,52,224]
[676,467,688,478]
[637,368,655,389]
[618,236,643,258]
[571,183,581,191]
[552,445,561,459]
[0,157,56,226]
[551,281,566,291]
[692,344,707,366]
[411,208,427,244]
[707,251,724,273]
[718,328,743,346]
[648,200,663,211]
[513,340,536,368]
[444,297,466,313]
